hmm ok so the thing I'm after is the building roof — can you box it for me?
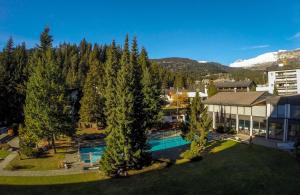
[214,80,254,89]
[203,91,270,106]
[266,94,300,105]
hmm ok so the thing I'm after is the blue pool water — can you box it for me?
[80,135,190,163]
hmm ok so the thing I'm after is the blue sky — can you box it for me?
[1,0,300,65]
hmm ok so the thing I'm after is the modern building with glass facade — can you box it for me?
[204,92,300,142]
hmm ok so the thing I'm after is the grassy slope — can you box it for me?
[5,153,65,171]
[0,141,299,195]
[0,150,10,159]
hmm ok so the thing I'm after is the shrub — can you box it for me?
[216,126,236,134]
[226,127,236,134]
[216,126,225,133]
[0,143,10,151]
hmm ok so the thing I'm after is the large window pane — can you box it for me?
[291,106,300,119]
[268,122,283,140]
[270,105,277,118]
[288,123,300,141]
[277,105,285,118]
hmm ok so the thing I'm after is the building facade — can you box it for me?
[204,92,300,143]
[268,68,300,95]
[215,80,256,92]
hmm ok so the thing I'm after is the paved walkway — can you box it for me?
[0,151,18,170]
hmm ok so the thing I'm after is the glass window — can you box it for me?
[268,122,283,140]
[288,123,300,141]
[291,106,300,119]
[244,120,250,130]
[277,105,285,118]
[270,105,277,118]
[239,120,244,130]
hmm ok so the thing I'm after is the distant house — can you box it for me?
[204,91,300,142]
[214,80,256,92]
[164,88,208,104]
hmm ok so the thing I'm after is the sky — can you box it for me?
[1,0,300,65]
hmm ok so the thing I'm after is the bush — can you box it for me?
[0,143,10,151]
[226,127,236,134]
[181,150,203,161]
[216,126,225,133]
[216,126,236,134]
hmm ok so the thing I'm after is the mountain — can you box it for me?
[229,49,300,70]
[152,57,267,84]
[152,57,230,78]
[229,51,279,68]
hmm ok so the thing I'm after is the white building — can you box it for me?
[268,68,300,95]
[204,92,300,143]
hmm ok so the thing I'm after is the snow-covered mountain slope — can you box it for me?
[229,51,280,68]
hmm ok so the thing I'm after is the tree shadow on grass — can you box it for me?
[1,141,299,195]
[7,164,35,171]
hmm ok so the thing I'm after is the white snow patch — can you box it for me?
[198,60,208,63]
[229,52,279,68]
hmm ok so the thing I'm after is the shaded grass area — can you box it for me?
[4,152,65,171]
[0,150,10,159]
[4,137,72,171]
[0,140,300,195]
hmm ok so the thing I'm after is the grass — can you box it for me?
[0,140,300,195]
[4,152,65,171]
[4,137,72,171]
[0,149,10,159]
[76,127,103,135]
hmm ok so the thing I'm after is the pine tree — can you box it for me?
[207,80,218,97]
[24,29,73,153]
[100,35,133,175]
[138,47,161,131]
[39,27,53,52]
[100,36,149,175]
[182,92,212,159]
[78,39,92,87]
[103,40,120,134]
[79,45,105,127]
[130,37,149,168]
[0,38,14,123]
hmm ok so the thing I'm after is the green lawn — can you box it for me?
[0,149,10,159]
[4,152,65,171]
[0,140,300,195]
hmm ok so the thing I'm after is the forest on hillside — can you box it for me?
[153,57,267,85]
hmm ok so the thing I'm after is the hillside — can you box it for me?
[152,57,230,79]
[152,57,266,84]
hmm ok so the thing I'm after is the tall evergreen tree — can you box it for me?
[130,37,149,168]
[79,45,106,127]
[207,80,218,97]
[182,92,212,159]
[24,29,73,153]
[103,40,120,133]
[138,47,161,131]
[39,27,53,52]
[100,35,132,175]
[100,36,149,176]
[78,39,92,87]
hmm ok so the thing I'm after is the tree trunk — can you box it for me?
[52,134,57,153]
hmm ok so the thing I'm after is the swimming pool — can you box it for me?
[80,135,190,163]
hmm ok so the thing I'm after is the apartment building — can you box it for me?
[268,68,300,95]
